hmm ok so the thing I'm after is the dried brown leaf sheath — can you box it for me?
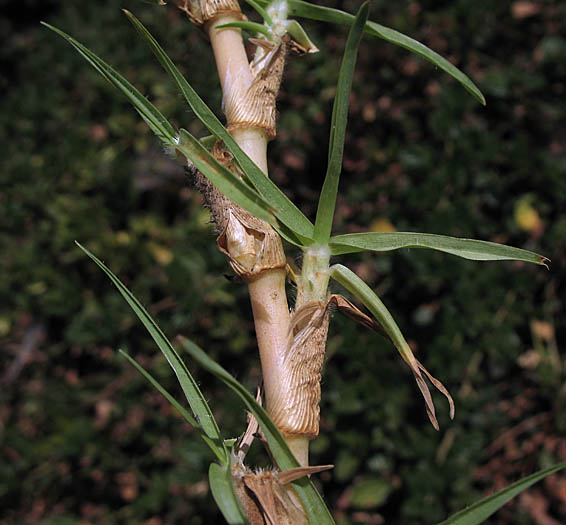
[177,0,245,26]
[261,301,330,439]
[226,37,288,139]
[265,295,369,439]
[234,467,307,525]
[192,143,285,279]
[232,460,332,525]
[268,294,381,439]
[179,1,287,139]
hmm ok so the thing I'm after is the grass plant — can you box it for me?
[44,1,564,522]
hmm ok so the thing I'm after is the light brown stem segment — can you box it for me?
[248,271,310,468]
[230,128,268,173]
[260,245,331,450]
[204,10,309,465]
[284,437,310,468]
[207,15,255,112]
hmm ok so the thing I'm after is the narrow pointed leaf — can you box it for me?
[313,2,369,244]
[124,10,314,242]
[329,264,414,366]
[199,135,217,149]
[209,462,247,524]
[176,129,275,226]
[286,20,319,53]
[44,20,278,233]
[134,108,173,144]
[274,222,307,248]
[216,21,273,39]
[364,21,485,105]
[181,338,336,525]
[119,349,227,464]
[245,0,273,25]
[255,0,485,105]
[436,462,566,525]
[42,23,176,144]
[330,263,453,429]
[329,232,548,266]
[181,338,297,469]
[77,242,227,463]
[119,349,199,427]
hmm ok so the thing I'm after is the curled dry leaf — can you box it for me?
[231,385,334,524]
[233,461,308,525]
[276,464,334,485]
[249,37,277,53]
[326,292,454,430]
[327,293,389,338]
[232,457,333,525]
[274,291,455,437]
[288,38,315,56]
[410,357,455,431]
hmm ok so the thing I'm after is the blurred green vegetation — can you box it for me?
[1,0,565,523]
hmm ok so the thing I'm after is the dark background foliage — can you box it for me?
[1,0,564,523]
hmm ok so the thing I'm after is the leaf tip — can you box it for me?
[75,241,95,261]
[540,256,550,270]
[40,21,57,33]
[412,358,455,430]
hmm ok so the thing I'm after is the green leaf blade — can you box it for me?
[76,242,227,463]
[209,462,247,524]
[364,20,485,105]
[329,232,548,266]
[216,21,273,38]
[244,0,273,25]
[329,264,411,359]
[124,10,314,243]
[118,349,227,464]
[329,263,455,430]
[286,20,319,54]
[176,129,276,226]
[118,349,199,428]
[42,22,177,143]
[313,2,369,244]
[255,0,486,105]
[181,338,336,525]
[436,462,566,525]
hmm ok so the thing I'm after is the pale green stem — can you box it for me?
[296,245,331,307]
[206,14,310,465]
